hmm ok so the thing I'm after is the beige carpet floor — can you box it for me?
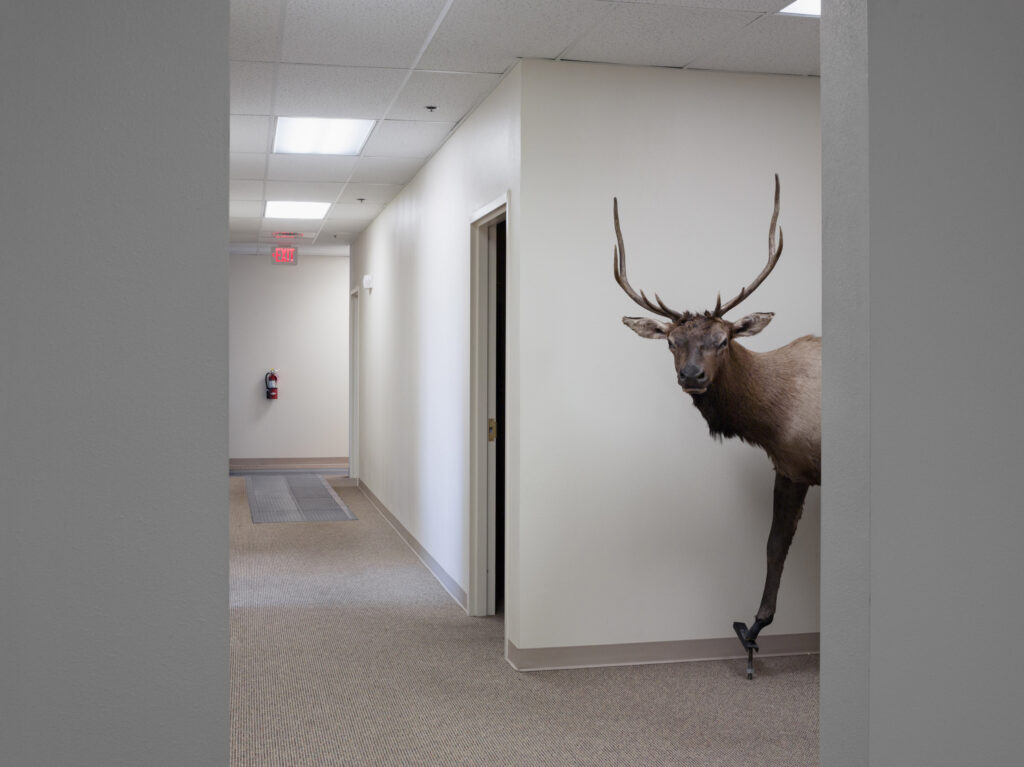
[230,476,819,766]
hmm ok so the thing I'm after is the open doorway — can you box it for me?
[469,197,508,618]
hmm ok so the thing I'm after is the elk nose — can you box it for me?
[680,364,705,382]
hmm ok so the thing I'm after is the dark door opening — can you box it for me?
[494,219,506,615]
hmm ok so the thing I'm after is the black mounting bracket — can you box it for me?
[733,621,759,680]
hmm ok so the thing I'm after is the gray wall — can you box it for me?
[821,1,870,763]
[0,3,229,766]
[823,1,1024,764]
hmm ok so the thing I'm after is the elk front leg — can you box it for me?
[745,473,809,642]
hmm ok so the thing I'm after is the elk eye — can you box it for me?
[717,337,728,349]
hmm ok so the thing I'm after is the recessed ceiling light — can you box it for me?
[265,201,331,219]
[778,0,820,17]
[273,117,376,155]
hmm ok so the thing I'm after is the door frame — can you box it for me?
[468,193,508,617]
[348,286,360,480]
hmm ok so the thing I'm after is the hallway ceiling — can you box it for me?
[229,0,819,253]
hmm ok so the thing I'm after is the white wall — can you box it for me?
[824,1,1024,765]
[350,66,522,603]
[514,60,821,649]
[230,253,350,458]
[0,2,228,765]
[353,58,820,655]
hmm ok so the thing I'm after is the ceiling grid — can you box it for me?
[229,0,819,253]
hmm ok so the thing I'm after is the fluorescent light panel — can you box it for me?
[273,117,376,155]
[778,0,820,16]
[265,201,331,219]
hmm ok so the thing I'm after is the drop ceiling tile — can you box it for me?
[629,0,789,10]
[362,120,454,159]
[255,239,323,253]
[338,183,403,205]
[259,217,327,233]
[327,203,386,229]
[257,228,321,240]
[281,0,449,68]
[348,156,426,185]
[230,115,272,153]
[230,152,268,180]
[418,0,615,74]
[563,3,758,69]
[230,179,265,200]
[314,229,359,246]
[230,201,266,218]
[688,13,820,75]
[273,64,407,119]
[266,153,358,182]
[388,71,502,122]
[230,0,285,61]
[230,61,275,114]
[264,180,344,201]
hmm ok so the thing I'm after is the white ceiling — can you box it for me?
[229,0,819,253]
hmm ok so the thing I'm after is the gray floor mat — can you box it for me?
[246,474,356,523]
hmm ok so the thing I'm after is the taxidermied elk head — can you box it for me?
[615,175,783,394]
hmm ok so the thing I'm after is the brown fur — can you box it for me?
[623,313,822,485]
[691,335,821,485]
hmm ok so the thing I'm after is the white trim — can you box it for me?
[507,634,820,672]
[348,287,360,480]
[472,194,510,226]
[468,193,508,617]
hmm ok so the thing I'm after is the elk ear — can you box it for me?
[622,316,671,339]
[732,312,774,337]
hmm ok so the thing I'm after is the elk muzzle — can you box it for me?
[678,364,708,392]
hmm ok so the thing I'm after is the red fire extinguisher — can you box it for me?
[265,369,279,400]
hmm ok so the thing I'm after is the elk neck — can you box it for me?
[689,342,781,451]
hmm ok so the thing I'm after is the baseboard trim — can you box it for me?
[357,480,469,611]
[327,477,359,488]
[349,479,818,672]
[507,632,819,672]
[230,457,349,470]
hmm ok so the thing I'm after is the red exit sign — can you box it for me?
[272,246,298,265]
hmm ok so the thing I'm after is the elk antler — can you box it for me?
[613,198,688,322]
[713,174,784,317]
